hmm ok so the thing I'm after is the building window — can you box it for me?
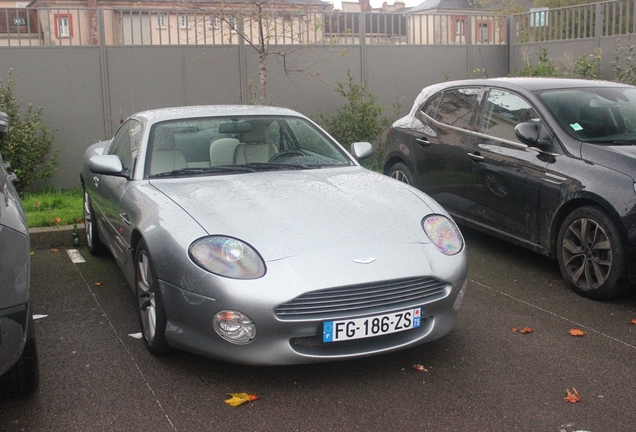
[54,14,73,38]
[228,16,237,30]
[455,19,464,35]
[478,22,489,42]
[179,14,190,29]
[13,17,26,26]
[208,15,218,29]
[156,14,167,29]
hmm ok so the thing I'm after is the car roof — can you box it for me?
[132,105,307,124]
[438,77,634,92]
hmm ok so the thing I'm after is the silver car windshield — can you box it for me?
[146,115,353,178]
[539,87,636,144]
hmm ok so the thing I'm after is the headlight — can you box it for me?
[189,236,266,279]
[214,310,256,344]
[422,215,463,256]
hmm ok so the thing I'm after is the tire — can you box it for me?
[83,186,107,256]
[0,314,39,398]
[135,240,171,354]
[557,206,627,299]
[388,162,417,187]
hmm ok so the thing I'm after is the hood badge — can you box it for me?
[353,258,376,264]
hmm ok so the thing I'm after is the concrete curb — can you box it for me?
[29,224,86,250]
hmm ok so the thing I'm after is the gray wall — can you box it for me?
[0,42,507,189]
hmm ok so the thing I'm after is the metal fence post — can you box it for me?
[97,9,112,138]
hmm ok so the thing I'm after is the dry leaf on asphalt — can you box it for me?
[412,364,427,372]
[631,318,636,325]
[520,327,534,334]
[225,393,260,407]
[564,388,581,403]
[94,282,103,286]
[569,328,585,337]
[50,248,60,253]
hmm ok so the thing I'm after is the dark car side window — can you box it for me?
[419,88,482,130]
[479,89,539,144]
[108,119,142,171]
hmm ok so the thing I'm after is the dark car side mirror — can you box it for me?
[515,121,551,149]
[0,111,9,140]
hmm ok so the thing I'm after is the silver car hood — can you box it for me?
[150,167,436,261]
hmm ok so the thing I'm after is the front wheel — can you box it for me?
[135,240,171,354]
[83,186,107,256]
[557,206,627,299]
[388,163,417,187]
[0,314,39,398]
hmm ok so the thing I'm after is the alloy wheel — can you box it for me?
[137,250,157,342]
[561,217,612,290]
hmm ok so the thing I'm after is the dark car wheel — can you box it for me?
[557,206,627,299]
[135,240,171,354]
[388,163,417,187]
[0,314,39,398]
[83,186,107,256]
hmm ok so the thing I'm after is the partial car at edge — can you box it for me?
[0,110,39,398]
[81,105,468,365]
[384,77,636,299]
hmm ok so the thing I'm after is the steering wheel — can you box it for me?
[269,150,305,162]
[625,123,636,133]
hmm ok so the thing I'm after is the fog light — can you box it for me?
[213,310,256,344]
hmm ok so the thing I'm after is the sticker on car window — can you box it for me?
[570,123,583,131]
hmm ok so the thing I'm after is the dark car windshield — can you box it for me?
[538,87,636,144]
[146,115,352,178]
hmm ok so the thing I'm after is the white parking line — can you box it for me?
[66,249,86,263]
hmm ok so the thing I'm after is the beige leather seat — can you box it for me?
[150,130,187,175]
[210,137,240,166]
[233,120,278,164]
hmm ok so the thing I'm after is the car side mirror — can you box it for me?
[515,121,551,149]
[350,142,373,160]
[88,155,126,176]
[0,111,9,141]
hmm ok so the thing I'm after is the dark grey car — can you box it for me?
[384,77,636,300]
[0,110,39,397]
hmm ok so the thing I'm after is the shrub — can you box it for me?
[319,71,393,172]
[0,69,59,195]
[612,35,636,85]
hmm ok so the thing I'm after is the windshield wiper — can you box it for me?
[239,162,310,170]
[149,165,255,178]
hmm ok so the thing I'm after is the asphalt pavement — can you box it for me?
[1,227,636,431]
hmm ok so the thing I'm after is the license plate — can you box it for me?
[322,307,421,343]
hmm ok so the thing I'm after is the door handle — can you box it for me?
[467,152,485,162]
[119,213,131,226]
[416,137,431,147]
[93,176,99,188]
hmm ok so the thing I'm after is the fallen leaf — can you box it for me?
[225,393,259,407]
[30,251,35,256]
[54,217,62,224]
[412,364,427,372]
[34,201,41,208]
[50,248,60,253]
[569,328,585,337]
[512,327,518,332]
[631,318,636,325]
[520,327,534,334]
[564,388,580,403]
[94,282,103,286]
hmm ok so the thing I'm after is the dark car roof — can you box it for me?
[440,77,634,92]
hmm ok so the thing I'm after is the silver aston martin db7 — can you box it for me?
[80,105,467,365]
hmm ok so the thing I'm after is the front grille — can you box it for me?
[275,277,447,320]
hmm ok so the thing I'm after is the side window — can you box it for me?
[421,88,481,130]
[419,92,442,121]
[108,119,141,171]
[480,89,539,143]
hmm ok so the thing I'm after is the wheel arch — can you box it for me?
[383,155,413,176]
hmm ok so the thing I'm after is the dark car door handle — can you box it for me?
[415,137,431,147]
[467,152,485,162]
[93,176,99,188]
